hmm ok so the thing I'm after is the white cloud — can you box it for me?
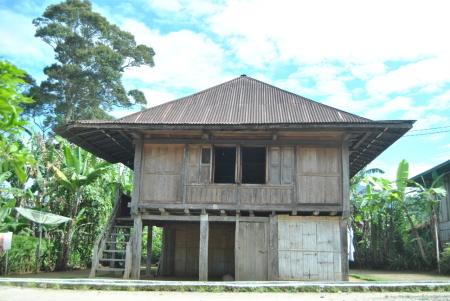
[411,114,448,131]
[351,62,387,80]
[0,9,53,77]
[143,0,183,11]
[366,53,450,97]
[141,88,177,108]
[120,19,231,92]
[207,0,450,65]
[440,144,450,149]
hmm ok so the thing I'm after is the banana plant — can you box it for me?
[49,138,111,271]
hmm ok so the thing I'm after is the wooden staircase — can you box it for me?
[90,187,133,278]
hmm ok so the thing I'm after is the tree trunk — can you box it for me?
[370,212,377,268]
[55,219,74,271]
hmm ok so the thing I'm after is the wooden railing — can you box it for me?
[89,185,122,278]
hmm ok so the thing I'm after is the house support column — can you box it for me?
[268,214,278,281]
[199,214,209,281]
[340,217,349,281]
[131,212,143,279]
[146,225,153,277]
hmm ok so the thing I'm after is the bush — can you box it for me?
[0,235,48,275]
[440,243,450,274]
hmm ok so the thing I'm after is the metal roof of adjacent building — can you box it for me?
[54,75,415,178]
[410,159,450,186]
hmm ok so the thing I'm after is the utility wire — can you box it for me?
[408,125,450,132]
[403,129,450,137]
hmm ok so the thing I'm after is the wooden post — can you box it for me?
[268,214,278,281]
[199,214,209,281]
[234,213,240,281]
[146,225,153,277]
[130,138,143,214]
[130,212,143,279]
[340,218,349,281]
[341,140,350,218]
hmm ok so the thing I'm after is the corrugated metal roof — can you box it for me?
[79,75,372,125]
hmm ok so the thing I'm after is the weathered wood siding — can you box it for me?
[186,185,237,204]
[208,224,235,276]
[296,147,341,204]
[268,147,294,185]
[235,221,269,281]
[439,175,450,242]
[278,215,342,281]
[161,223,235,277]
[174,225,200,276]
[141,144,185,203]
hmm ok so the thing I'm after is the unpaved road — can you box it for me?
[2,287,450,301]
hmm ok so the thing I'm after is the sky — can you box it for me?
[1,0,450,180]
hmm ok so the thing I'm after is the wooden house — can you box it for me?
[54,75,414,281]
[411,159,450,243]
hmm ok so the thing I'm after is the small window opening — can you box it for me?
[214,147,236,183]
[201,148,211,164]
[242,147,266,184]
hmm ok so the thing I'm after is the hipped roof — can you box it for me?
[54,75,415,178]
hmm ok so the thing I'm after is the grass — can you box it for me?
[349,274,391,281]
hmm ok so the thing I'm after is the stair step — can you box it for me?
[103,249,126,253]
[99,258,126,262]
[111,233,131,236]
[114,225,133,229]
[106,241,129,244]
[96,268,125,272]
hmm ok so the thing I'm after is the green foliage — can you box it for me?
[142,226,162,264]
[25,0,155,128]
[0,60,35,183]
[0,235,48,275]
[351,159,447,270]
[440,243,450,274]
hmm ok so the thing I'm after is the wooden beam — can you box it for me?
[130,213,143,279]
[130,139,143,214]
[143,138,342,148]
[342,140,350,218]
[138,203,344,212]
[268,214,278,281]
[199,214,209,281]
[146,225,153,277]
[352,132,371,150]
[141,214,269,222]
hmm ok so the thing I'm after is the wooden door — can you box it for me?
[278,215,342,281]
[235,221,269,281]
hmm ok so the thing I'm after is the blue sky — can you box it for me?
[1,0,450,179]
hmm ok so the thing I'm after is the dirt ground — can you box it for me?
[2,287,450,301]
[5,268,450,282]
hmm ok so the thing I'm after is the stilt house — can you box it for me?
[55,75,414,281]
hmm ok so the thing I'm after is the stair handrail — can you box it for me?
[89,184,123,278]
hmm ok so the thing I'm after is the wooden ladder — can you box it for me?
[89,185,133,278]
[90,224,133,277]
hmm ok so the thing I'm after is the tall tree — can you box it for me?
[26,0,155,128]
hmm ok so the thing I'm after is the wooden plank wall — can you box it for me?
[439,175,450,242]
[140,144,185,203]
[296,147,341,204]
[235,221,269,281]
[277,215,342,281]
[163,223,235,277]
